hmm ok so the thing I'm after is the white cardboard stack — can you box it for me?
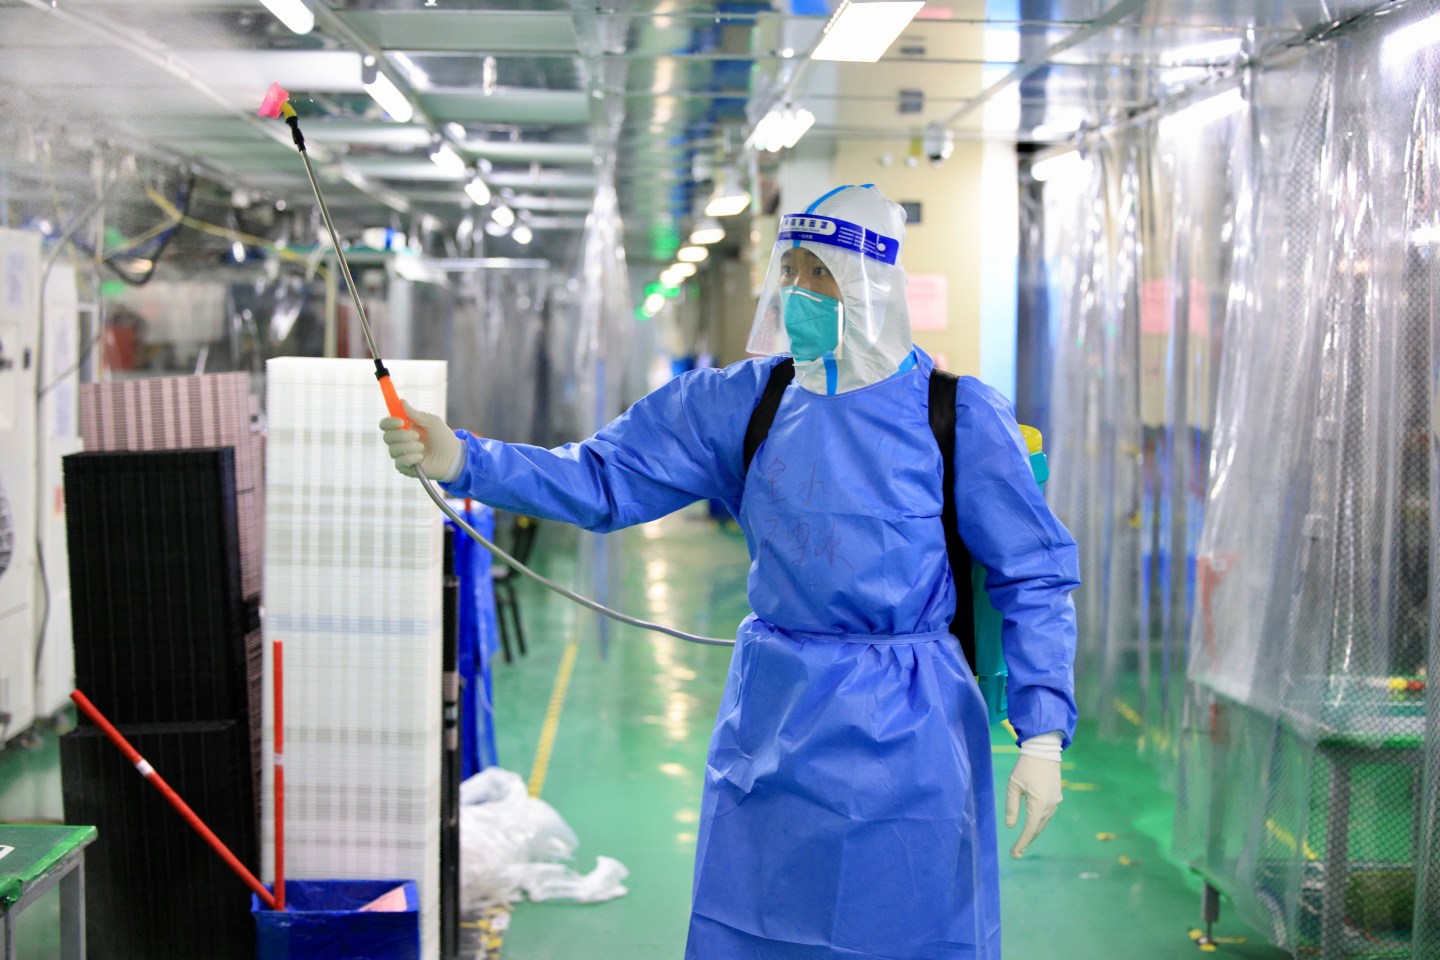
[261,358,446,959]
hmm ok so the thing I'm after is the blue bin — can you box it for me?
[252,880,420,960]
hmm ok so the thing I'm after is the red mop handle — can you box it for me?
[273,640,286,911]
[70,689,278,910]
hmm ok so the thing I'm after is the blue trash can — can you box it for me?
[252,880,420,960]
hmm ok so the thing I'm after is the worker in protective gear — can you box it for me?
[382,183,1079,960]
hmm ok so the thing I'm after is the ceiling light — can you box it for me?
[668,262,697,279]
[812,0,925,63]
[705,170,750,218]
[747,105,816,153]
[465,174,492,206]
[492,204,516,228]
[429,142,467,176]
[391,52,432,91]
[689,218,725,245]
[512,224,534,245]
[644,293,666,314]
[1031,151,1089,183]
[258,0,314,35]
[1386,12,1440,61]
[677,245,709,263]
[484,220,509,237]
[363,71,414,123]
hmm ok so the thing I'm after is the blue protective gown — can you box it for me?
[442,348,1080,960]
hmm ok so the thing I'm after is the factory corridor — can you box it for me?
[479,505,1287,960]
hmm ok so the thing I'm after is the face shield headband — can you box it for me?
[777,213,900,266]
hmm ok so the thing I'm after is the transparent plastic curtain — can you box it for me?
[444,270,550,445]
[1040,107,1239,761]
[1035,5,1439,956]
[565,31,639,649]
[1042,133,1144,743]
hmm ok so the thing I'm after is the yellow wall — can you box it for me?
[827,5,991,375]
[831,141,986,375]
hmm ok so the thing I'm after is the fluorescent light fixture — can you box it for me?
[785,107,816,147]
[812,0,925,63]
[465,174,492,206]
[258,0,314,35]
[483,220,509,237]
[1031,150,1089,183]
[512,224,534,245]
[644,293,666,314]
[1167,87,1244,128]
[747,105,817,152]
[492,204,516,228]
[363,71,414,123]
[706,193,750,217]
[232,240,246,263]
[429,143,467,176]
[689,219,725,245]
[391,52,432,91]
[1385,12,1440,62]
[705,170,750,217]
[677,245,709,263]
[668,262,697,279]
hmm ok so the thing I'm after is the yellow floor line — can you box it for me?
[476,641,580,960]
[528,640,580,799]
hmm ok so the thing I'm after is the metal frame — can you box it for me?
[0,848,89,960]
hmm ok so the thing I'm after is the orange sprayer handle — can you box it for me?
[374,361,410,429]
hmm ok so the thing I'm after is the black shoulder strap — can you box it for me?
[743,358,795,474]
[929,370,976,670]
[742,361,977,673]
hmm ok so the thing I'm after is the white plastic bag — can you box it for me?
[459,768,628,910]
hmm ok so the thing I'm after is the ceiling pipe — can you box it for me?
[14,0,412,213]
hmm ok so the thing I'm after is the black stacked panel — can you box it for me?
[60,721,257,960]
[61,449,257,960]
[64,450,248,723]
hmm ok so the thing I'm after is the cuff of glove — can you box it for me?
[1018,730,1064,763]
[437,433,467,483]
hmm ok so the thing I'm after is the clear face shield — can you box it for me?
[747,208,908,370]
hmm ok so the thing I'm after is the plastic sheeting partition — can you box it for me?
[1030,6,1438,957]
[262,357,447,960]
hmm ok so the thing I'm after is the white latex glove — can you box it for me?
[1006,731,1064,858]
[379,400,466,482]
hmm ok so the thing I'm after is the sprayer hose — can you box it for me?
[415,467,737,648]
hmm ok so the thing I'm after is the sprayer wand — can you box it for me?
[257,83,734,648]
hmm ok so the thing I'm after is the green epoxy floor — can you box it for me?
[490,506,1289,960]
[0,503,1289,959]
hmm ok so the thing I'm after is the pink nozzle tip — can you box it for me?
[258,82,290,119]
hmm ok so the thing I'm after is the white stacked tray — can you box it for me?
[261,358,446,960]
